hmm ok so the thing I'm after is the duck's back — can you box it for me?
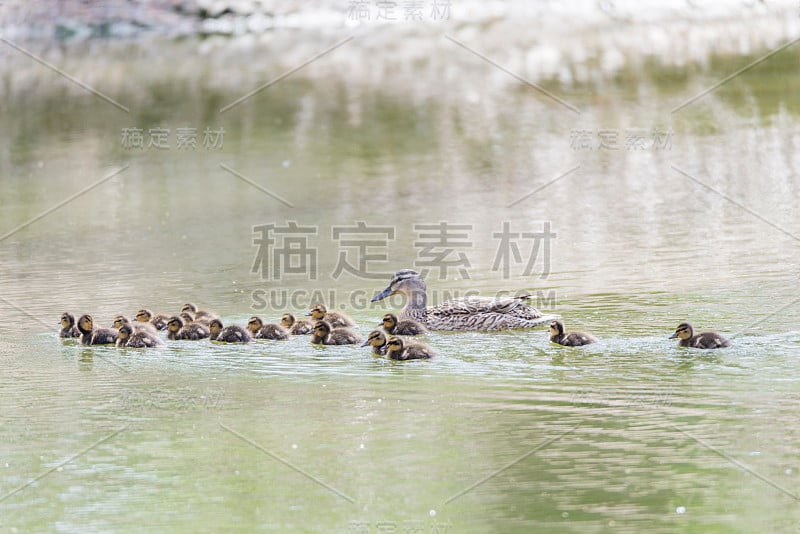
[421,296,555,331]
[688,332,731,349]
[329,328,362,345]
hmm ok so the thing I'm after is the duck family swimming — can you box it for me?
[60,278,734,355]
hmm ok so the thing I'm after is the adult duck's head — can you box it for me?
[371,269,426,305]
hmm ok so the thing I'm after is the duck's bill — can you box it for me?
[371,287,392,302]
[304,312,313,316]
[360,339,370,347]
[668,333,678,339]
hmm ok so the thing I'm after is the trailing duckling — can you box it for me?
[670,323,731,349]
[135,309,170,331]
[306,304,356,328]
[247,316,290,340]
[59,312,81,338]
[310,320,362,345]
[548,320,598,347]
[385,336,434,360]
[77,314,118,345]
[166,315,210,340]
[116,324,163,348]
[280,313,313,335]
[209,319,251,343]
[361,330,389,355]
[181,303,218,322]
[113,315,157,334]
[380,313,427,336]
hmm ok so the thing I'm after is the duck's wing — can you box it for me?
[427,296,557,331]
[432,296,537,316]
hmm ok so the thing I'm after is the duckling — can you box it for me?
[180,311,197,325]
[116,324,163,348]
[59,312,81,338]
[670,322,731,349]
[134,309,170,330]
[385,336,434,360]
[548,320,598,347]
[371,269,557,331]
[181,303,218,322]
[166,315,210,340]
[310,320,362,345]
[306,304,356,329]
[209,319,251,343]
[361,329,389,355]
[246,316,290,340]
[280,313,314,335]
[76,314,118,345]
[112,315,157,334]
[380,312,427,336]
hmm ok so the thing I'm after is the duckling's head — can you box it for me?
[381,313,399,330]
[166,316,184,334]
[135,309,153,323]
[113,315,131,329]
[307,304,328,320]
[362,329,388,348]
[118,324,133,342]
[209,319,224,337]
[180,312,195,324]
[312,320,333,338]
[61,312,75,329]
[372,269,425,302]
[386,335,405,353]
[77,314,94,334]
[549,320,565,337]
[670,323,694,340]
[247,316,264,333]
[280,313,296,328]
[181,303,198,314]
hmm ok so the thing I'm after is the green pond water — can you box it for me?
[1,31,799,533]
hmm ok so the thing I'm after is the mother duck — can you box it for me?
[371,269,556,331]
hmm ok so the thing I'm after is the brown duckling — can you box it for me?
[134,309,170,330]
[113,315,157,334]
[76,314,118,345]
[380,313,427,336]
[280,313,314,335]
[209,319,251,343]
[116,324,163,348]
[59,312,81,338]
[361,329,389,355]
[166,315,210,340]
[247,316,290,340]
[385,336,434,360]
[548,320,598,347]
[670,323,731,349]
[310,320,362,345]
[181,303,218,322]
[306,304,355,328]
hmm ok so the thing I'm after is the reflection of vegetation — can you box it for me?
[2,38,798,171]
